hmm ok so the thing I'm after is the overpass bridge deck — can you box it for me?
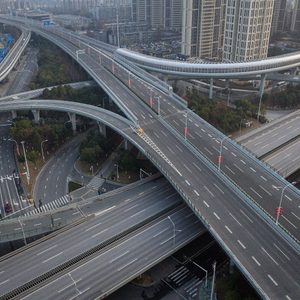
[0,17,299,299]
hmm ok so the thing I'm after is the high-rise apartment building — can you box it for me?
[291,0,300,32]
[223,0,274,61]
[131,0,182,31]
[181,0,225,59]
[271,0,287,36]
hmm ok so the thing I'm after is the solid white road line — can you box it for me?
[213,183,224,194]
[109,251,129,263]
[259,185,272,196]
[204,186,214,197]
[250,187,262,199]
[117,258,138,271]
[85,222,103,232]
[262,247,279,266]
[273,243,290,261]
[229,213,242,226]
[240,209,253,223]
[42,252,63,264]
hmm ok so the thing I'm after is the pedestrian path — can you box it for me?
[86,176,105,190]
[23,195,70,217]
[166,265,210,299]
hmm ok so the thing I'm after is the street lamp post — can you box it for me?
[167,216,181,246]
[154,95,161,116]
[41,139,48,162]
[210,261,217,300]
[275,182,294,225]
[115,163,119,181]
[18,218,27,246]
[218,136,230,171]
[184,110,188,140]
[21,141,30,184]
[190,260,208,288]
[149,88,153,108]
[8,138,20,156]
[90,165,94,176]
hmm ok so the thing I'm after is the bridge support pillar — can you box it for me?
[123,139,132,151]
[11,110,17,119]
[163,75,169,83]
[68,113,76,134]
[257,74,266,121]
[124,139,128,150]
[226,79,231,106]
[31,109,40,123]
[98,122,107,138]
[209,78,214,99]
[229,258,235,274]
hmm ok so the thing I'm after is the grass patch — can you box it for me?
[68,181,82,192]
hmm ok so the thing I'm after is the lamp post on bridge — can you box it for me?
[217,136,231,172]
[184,110,188,141]
[76,49,85,61]
[167,215,181,246]
[273,182,296,225]
[154,95,161,116]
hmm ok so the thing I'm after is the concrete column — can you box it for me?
[225,79,230,106]
[124,139,128,150]
[209,78,214,99]
[257,74,266,121]
[108,95,113,106]
[292,67,299,76]
[229,258,235,274]
[163,75,169,83]
[68,112,76,133]
[123,139,132,151]
[11,110,17,119]
[31,109,40,123]
[98,122,107,138]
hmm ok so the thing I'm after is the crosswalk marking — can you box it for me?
[23,195,70,217]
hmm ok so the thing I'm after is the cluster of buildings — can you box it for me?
[0,0,300,62]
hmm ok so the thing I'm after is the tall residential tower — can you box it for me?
[223,0,274,61]
[181,0,225,59]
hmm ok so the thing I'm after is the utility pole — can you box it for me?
[210,261,217,300]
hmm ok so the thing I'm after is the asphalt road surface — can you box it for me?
[264,138,300,178]
[0,123,28,218]
[0,20,299,299]
[21,206,203,300]
[0,178,181,298]
[238,111,300,157]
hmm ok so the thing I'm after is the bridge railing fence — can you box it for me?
[158,115,300,250]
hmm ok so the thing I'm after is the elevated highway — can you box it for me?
[0,99,300,299]
[237,110,300,177]
[0,177,199,299]
[0,17,300,299]
[115,48,300,79]
[0,29,31,82]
